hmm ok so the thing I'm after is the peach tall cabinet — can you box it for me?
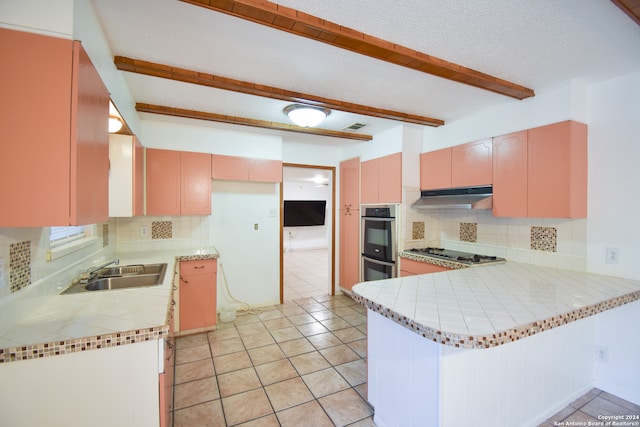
[0,28,110,226]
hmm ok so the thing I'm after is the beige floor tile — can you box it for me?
[302,367,351,398]
[270,326,304,342]
[262,317,294,331]
[236,414,280,427]
[175,333,209,349]
[286,313,317,325]
[332,307,359,318]
[280,306,306,317]
[569,388,602,409]
[320,344,361,366]
[306,331,343,349]
[221,388,274,426]
[236,322,268,337]
[320,318,351,331]
[241,331,276,349]
[562,410,600,423]
[300,302,327,313]
[173,399,226,427]
[600,391,640,414]
[174,358,215,384]
[175,343,211,365]
[217,367,262,398]
[348,339,368,358]
[335,359,367,386]
[213,350,253,374]
[208,327,240,342]
[278,337,315,357]
[354,383,368,401]
[276,400,334,427]
[247,344,286,366]
[210,337,245,357]
[174,376,220,410]
[341,313,367,327]
[264,377,314,411]
[232,313,261,325]
[255,359,299,385]
[310,309,338,321]
[258,309,285,321]
[582,396,636,418]
[334,327,367,343]
[296,322,329,336]
[289,351,331,375]
[319,388,374,426]
[348,417,377,427]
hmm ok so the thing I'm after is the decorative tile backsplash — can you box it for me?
[412,221,425,240]
[102,224,109,247]
[460,222,478,243]
[152,221,173,239]
[531,226,557,252]
[9,240,31,293]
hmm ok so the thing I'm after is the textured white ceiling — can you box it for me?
[92,0,640,145]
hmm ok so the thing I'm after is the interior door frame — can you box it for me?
[280,163,337,303]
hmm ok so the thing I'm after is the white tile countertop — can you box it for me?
[352,262,640,349]
[0,248,218,363]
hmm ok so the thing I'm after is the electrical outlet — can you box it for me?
[268,208,277,217]
[606,247,619,265]
[141,226,149,237]
[595,345,609,362]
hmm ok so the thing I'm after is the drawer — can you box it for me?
[180,259,217,275]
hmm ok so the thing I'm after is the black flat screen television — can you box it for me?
[283,200,326,227]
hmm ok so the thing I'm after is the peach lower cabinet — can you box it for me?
[176,259,218,333]
[352,263,640,427]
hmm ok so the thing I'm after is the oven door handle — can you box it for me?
[362,256,396,266]
[362,216,395,221]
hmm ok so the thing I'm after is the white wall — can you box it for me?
[211,181,281,309]
[141,118,283,158]
[586,72,640,279]
[0,0,73,38]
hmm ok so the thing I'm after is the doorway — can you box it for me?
[281,164,336,302]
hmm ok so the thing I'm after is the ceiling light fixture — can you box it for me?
[284,104,330,128]
[108,115,123,133]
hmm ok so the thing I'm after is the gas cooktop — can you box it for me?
[406,247,505,265]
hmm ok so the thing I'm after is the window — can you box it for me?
[49,226,86,248]
[47,225,97,260]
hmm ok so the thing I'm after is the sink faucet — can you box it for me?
[80,258,119,283]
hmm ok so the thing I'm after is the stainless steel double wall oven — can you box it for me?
[361,205,397,281]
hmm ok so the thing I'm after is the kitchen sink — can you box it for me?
[61,263,167,294]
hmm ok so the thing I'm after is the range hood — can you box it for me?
[411,186,493,209]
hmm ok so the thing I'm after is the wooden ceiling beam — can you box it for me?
[115,56,445,127]
[135,103,374,141]
[180,0,535,100]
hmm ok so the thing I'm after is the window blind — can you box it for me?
[49,226,86,248]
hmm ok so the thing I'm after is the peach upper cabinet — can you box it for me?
[360,153,402,204]
[420,139,492,190]
[339,157,361,292]
[146,149,212,215]
[211,154,282,182]
[492,121,587,218]
[0,28,110,226]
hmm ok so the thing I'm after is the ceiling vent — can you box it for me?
[343,122,367,132]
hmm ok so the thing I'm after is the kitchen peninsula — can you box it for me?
[352,262,640,427]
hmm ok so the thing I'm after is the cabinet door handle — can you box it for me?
[194,265,206,269]
[180,275,189,284]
